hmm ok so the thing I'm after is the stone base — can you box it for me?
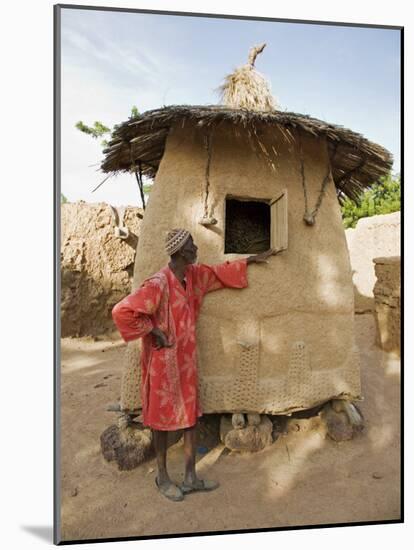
[100,423,153,471]
[220,415,273,452]
[321,400,364,442]
[100,415,211,470]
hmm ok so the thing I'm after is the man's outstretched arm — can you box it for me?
[193,248,283,296]
[246,248,283,264]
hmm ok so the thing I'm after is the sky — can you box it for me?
[60,7,401,207]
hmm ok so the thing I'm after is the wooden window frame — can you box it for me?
[223,191,288,254]
[270,189,288,251]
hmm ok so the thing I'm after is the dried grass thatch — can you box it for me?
[101,105,393,202]
[217,43,277,111]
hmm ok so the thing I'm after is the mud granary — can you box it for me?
[101,46,392,416]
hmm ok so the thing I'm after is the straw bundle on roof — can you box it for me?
[218,43,277,111]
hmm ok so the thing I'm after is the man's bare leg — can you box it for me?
[152,429,171,484]
[182,425,219,492]
[183,425,198,485]
[152,429,184,501]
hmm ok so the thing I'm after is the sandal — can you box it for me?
[155,477,184,502]
[180,479,220,494]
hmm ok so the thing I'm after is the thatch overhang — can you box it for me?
[101,105,393,202]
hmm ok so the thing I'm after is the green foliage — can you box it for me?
[341,174,400,229]
[75,106,152,206]
[130,105,140,118]
[76,106,140,149]
[143,183,153,195]
[75,120,111,148]
[61,193,68,204]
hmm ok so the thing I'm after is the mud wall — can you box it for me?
[373,256,400,354]
[345,212,400,313]
[61,202,142,337]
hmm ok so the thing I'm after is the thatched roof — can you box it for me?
[101,105,392,202]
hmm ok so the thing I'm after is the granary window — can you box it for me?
[224,191,288,254]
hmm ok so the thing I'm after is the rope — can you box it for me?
[203,129,213,218]
[299,136,311,221]
[299,134,332,226]
[311,170,331,216]
[137,161,146,211]
[128,143,146,210]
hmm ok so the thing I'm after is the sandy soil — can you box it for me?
[59,314,400,542]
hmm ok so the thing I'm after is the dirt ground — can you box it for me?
[59,314,401,542]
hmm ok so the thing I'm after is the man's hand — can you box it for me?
[151,328,173,349]
[246,248,283,264]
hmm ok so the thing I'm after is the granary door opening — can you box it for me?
[225,197,271,254]
[224,192,288,254]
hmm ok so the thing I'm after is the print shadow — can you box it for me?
[20,526,53,543]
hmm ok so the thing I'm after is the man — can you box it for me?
[112,228,279,501]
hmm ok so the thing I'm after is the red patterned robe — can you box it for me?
[112,260,248,430]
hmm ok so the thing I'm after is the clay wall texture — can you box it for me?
[373,256,400,354]
[61,202,142,337]
[345,212,400,313]
[128,121,361,414]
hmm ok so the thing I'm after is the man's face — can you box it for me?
[180,235,198,264]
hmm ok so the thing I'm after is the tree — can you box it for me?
[61,193,68,204]
[130,105,139,118]
[75,106,152,208]
[75,120,111,147]
[341,174,400,229]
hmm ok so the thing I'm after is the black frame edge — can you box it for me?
[54,3,62,546]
